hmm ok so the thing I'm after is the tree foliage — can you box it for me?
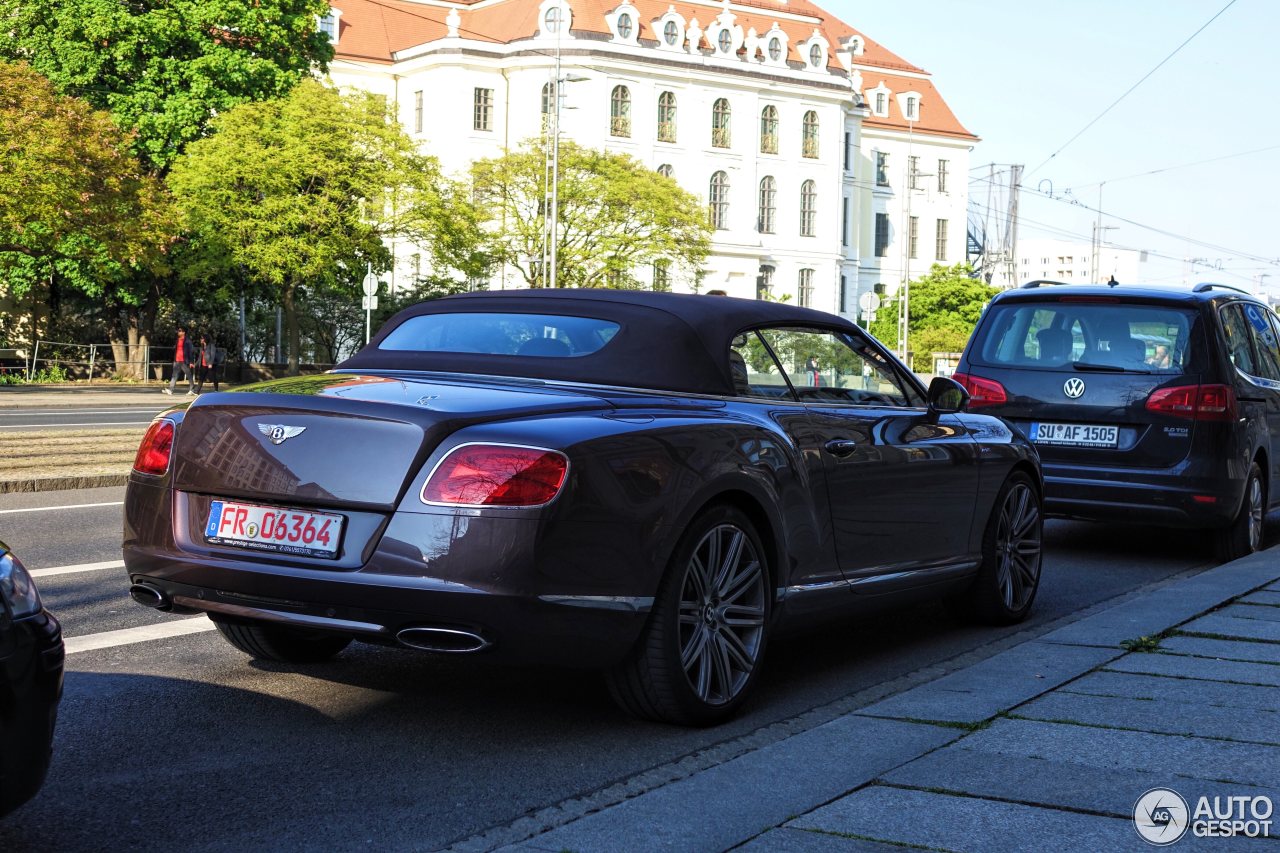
[870,263,997,372]
[0,61,175,340]
[167,79,462,374]
[0,0,334,175]
[470,140,711,288]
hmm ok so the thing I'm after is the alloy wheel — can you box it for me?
[995,482,1042,611]
[676,523,766,706]
[1247,474,1264,553]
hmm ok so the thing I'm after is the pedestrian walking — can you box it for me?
[195,334,220,393]
[163,325,196,395]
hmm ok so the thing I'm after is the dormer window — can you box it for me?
[545,6,562,33]
[876,93,886,113]
[905,97,918,120]
[664,20,679,44]
[809,44,822,67]
[768,37,782,61]
[617,13,633,39]
[318,8,341,44]
[718,29,732,53]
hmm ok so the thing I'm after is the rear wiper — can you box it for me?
[1071,361,1150,374]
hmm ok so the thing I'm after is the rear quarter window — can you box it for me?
[973,301,1198,372]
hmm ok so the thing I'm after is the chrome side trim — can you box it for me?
[782,559,980,597]
[537,594,654,613]
[171,595,387,635]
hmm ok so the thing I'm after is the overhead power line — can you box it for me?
[1065,143,1280,191]
[1026,0,1240,179]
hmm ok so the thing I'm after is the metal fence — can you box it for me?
[2,340,335,384]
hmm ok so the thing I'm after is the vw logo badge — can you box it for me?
[1063,377,1086,399]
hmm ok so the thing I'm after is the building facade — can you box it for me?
[323,0,975,322]
[988,238,1149,290]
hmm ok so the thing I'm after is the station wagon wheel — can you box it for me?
[1216,463,1265,563]
[966,472,1043,625]
[606,505,771,726]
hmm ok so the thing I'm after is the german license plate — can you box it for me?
[204,500,343,558]
[1030,422,1119,448]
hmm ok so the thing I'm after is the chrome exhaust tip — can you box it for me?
[396,626,491,653]
[129,583,170,611]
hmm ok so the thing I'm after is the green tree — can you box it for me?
[0,61,174,349]
[0,0,334,368]
[168,80,462,374]
[0,0,333,175]
[870,263,997,372]
[471,140,711,288]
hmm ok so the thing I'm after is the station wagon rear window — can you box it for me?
[378,313,620,358]
[973,302,1197,372]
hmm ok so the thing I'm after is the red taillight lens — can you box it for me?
[133,419,175,476]
[951,373,1008,408]
[422,444,568,507]
[1145,383,1236,422]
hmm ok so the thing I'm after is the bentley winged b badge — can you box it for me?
[259,424,307,445]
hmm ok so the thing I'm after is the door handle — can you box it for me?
[824,438,858,457]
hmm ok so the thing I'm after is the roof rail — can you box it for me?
[1192,282,1251,296]
[1021,279,1073,289]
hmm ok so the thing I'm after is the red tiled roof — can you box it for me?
[332,0,974,138]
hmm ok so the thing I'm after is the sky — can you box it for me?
[830,0,1280,298]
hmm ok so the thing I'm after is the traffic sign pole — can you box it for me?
[362,265,378,345]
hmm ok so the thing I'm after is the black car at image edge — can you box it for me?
[0,542,64,818]
[954,280,1280,560]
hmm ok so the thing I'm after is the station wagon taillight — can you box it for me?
[1145,383,1237,422]
[422,444,568,507]
[133,419,175,476]
[951,373,1008,408]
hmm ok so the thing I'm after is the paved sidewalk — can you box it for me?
[490,548,1280,853]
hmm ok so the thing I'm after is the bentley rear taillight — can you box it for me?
[951,373,1008,408]
[133,419,175,476]
[1145,383,1236,422]
[422,444,568,507]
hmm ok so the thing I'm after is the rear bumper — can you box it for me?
[123,482,654,668]
[0,610,64,817]
[1042,463,1242,527]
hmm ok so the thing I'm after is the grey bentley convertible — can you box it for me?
[124,289,1042,725]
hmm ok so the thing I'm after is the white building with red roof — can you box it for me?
[321,0,975,321]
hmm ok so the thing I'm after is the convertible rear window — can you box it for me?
[378,312,620,358]
[973,302,1197,372]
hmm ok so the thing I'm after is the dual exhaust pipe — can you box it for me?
[129,583,490,653]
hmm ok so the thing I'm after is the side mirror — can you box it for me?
[927,376,969,414]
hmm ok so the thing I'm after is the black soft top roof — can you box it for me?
[339,289,860,395]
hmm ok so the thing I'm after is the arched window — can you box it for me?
[664,20,680,45]
[717,29,732,53]
[768,37,782,61]
[759,105,778,154]
[610,85,631,137]
[541,81,556,133]
[801,110,819,159]
[657,91,677,142]
[809,43,823,67]
[711,98,731,148]
[657,163,674,179]
[757,176,776,234]
[797,269,814,307]
[799,180,817,236]
[709,171,730,230]
[616,13,633,39]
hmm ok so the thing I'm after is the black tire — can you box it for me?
[964,471,1043,625]
[606,505,771,726]
[211,616,351,663]
[1215,462,1265,563]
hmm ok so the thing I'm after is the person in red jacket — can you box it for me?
[194,334,220,393]
[162,325,195,395]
